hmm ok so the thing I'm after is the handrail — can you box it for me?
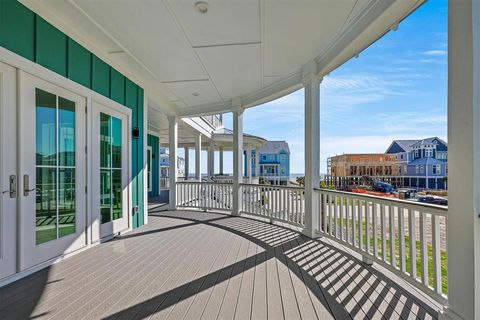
[315,188,447,216]
[240,183,304,190]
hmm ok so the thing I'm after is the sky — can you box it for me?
[184,0,447,175]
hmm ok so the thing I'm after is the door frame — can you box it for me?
[0,62,17,280]
[18,71,88,271]
[0,48,141,285]
[91,100,132,242]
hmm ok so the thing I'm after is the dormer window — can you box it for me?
[425,149,433,158]
[415,150,419,158]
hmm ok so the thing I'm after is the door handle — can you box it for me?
[23,174,36,196]
[1,175,17,198]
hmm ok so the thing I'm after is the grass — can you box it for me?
[330,217,448,295]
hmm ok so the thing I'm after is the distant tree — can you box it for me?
[296,176,305,187]
[259,177,266,185]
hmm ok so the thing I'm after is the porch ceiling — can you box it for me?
[20,0,424,117]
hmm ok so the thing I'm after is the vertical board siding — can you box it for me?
[36,16,68,76]
[0,0,35,61]
[0,0,146,228]
[110,68,125,105]
[92,55,111,98]
[67,38,92,88]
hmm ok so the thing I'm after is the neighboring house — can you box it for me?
[247,141,290,185]
[385,137,448,189]
[327,154,398,177]
[159,147,185,178]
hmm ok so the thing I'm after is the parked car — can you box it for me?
[416,195,448,206]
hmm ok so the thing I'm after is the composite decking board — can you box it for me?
[167,227,237,320]
[0,211,442,320]
[45,222,187,320]
[78,218,206,319]
[124,221,221,320]
[199,231,244,320]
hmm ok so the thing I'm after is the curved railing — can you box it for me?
[176,181,233,210]
[240,184,305,227]
[175,181,448,304]
[314,188,448,304]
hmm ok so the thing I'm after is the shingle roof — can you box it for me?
[259,141,290,155]
[410,137,448,147]
[387,140,418,153]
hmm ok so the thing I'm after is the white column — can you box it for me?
[232,103,244,215]
[195,134,202,181]
[184,146,189,180]
[246,145,252,183]
[443,1,480,319]
[255,147,260,178]
[208,140,215,177]
[302,68,322,238]
[168,116,178,209]
[219,147,224,175]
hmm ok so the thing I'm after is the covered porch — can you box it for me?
[0,210,440,320]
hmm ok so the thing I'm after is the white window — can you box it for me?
[404,165,407,173]
[280,154,286,161]
[433,164,441,175]
[420,165,424,174]
[425,149,433,158]
[415,165,419,174]
[414,150,419,158]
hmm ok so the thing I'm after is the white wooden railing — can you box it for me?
[314,188,448,304]
[240,184,305,227]
[160,177,169,190]
[176,181,233,210]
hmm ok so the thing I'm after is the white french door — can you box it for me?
[0,62,17,279]
[92,101,130,240]
[18,72,87,271]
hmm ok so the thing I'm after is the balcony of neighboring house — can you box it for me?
[1,1,479,320]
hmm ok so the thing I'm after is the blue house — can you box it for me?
[246,141,290,185]
[385,137,448,189]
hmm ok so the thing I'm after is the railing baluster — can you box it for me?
[420,212,429,286]
[381,204,387,262]
[359,198,364,250]
[352,198,357,247]
[366,201,371,254]
[340,196,344,241]
[432,214,442,294]
[390,205,396,267]
[346,197,351,244]
[409,209,417,279]
[399,207,406,272]
[373,203,378,258]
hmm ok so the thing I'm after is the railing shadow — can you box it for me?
[102,210,439,319]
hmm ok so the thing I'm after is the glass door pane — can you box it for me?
[99,113,122,223]
[35,89,76,244]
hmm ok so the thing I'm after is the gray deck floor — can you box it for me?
[0,210,440,320]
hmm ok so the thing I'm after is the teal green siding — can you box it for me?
[0,0,146,229]
[0,0,35,60]
[110,68,125,105]
[92,55,110,98]
[68,39,92,88]
[36,17,68,77]
[148,134,160,198]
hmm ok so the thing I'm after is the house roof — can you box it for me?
[408,158,446,165]
[385,140,418,153]
[259,141,290,155]
[410,137,448,148]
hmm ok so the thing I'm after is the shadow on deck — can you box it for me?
[0,209,440,320]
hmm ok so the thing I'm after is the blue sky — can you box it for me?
[185,0,447,175]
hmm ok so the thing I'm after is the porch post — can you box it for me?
[442,0,480,319]
[302,63,322,238]
[246,145,252,183]
[195,134,202,181]
[208,140,215,177]
[219,146,224,175]
[255,147,260,178]
[168,116,178,209]
[184,147,189,180]
[232,100,244,216]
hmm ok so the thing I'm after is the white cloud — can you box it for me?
[421,50,447,56]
